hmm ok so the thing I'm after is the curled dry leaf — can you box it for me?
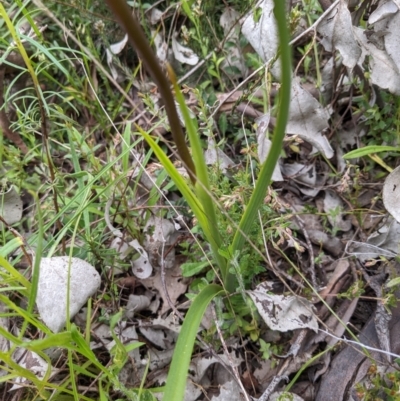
[383,165,400,223]
[318,0,361,68]
[9,347,59,391]
[256,112,283,181]
[106,34,129,80]
[241,0,280,76]
[171,35,199,65]
[368,0,398,25]
[353,26,400,94]
[247,282,318,332]
[204,137,235,173]
[0,185,22,226]
[323,190,352,232]
[105,198,152,279]
[286,80,334,159]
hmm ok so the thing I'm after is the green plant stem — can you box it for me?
[231,0,292,257]
[104,0,196,183]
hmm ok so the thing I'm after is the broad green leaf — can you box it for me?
[181,261,210,277]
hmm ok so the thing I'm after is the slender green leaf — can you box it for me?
[231,0,292,260]
[343,145,400,159]
[168,66,228,282]
[163,284,225,401]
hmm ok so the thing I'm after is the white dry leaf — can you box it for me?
[141,263,188,315]
[110,236,152,279]
[130,238,153,279]
[282,162,330,197]
[171,35,199,65]
[124,294,151,319]
[383,165,400,223]
[36,257,101,332]
[191,352,243,382]
[220,7,241,37]
[323,190,352,232]
[150,8,164,25]
[0,185,22,226]
[146,348,175,371]
[353,26,400,94]
[219,8,247,76]
[347,217,400,262]
[317,0,361,69]
[143,216,176,268]
[281,162,315,186]
[368,0,398,25]
[256,112,283,181]
[109,34,128,55]
[286,80,334,158]
[241,0,280,76]
[153,31,168,63]
[211,380,244,401]
[106,34,128,80]
[9,347,59,391]
[204,137,235,173]
[105,197,152,279]
[139,325,177,349]
[248,282,318,332]
[151,313,182,334]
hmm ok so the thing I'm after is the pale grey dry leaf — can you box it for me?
[247,282,318,332]
[150,8,164,25]
[382,12,400,75]
[286,80,334,158]
[9,348,59,391]
[139,325,177,349]
[346,218,400,262]
[36,257,101,332]
[211,380,244,401]
[220,7,241,37]
[368,0,398,25]
[219,7,247,76]
[146,348,174,371]
[143,215,176,269]
[320,56,335,101]
[204,137,235,173]
[0,185,22,226]
[141,263,188,315]
[323,190,352,232]
[241,0,280,76]
[106,34,128,80]
[318,0,361,68]
[171,35,199,65]
[367,274,392,362]
[383,165,400,223]
[354,27,400,94]
[106,197,153,279]
[256,113,283,181]
[124,294,151,319]
[280,162,315,187]
[153,31,168,62]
